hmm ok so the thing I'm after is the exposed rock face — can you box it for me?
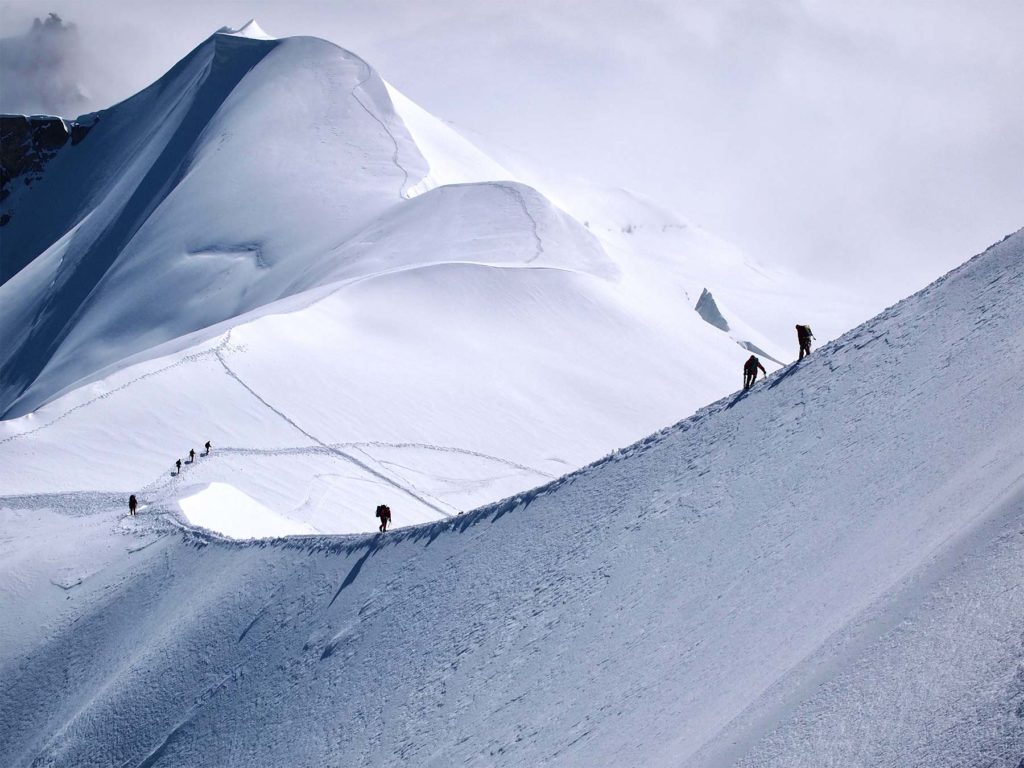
[695,287,730,332]
[0,113,94,216]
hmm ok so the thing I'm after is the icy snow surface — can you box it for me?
[1,230,1021,767]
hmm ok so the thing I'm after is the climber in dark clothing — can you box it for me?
[129,494,138,516]
[375,504,392,533]
[189,448,196,463]
[204,441,212,456]
[743,354,766,390]
[175,459,182,474]
[796,324,815,360]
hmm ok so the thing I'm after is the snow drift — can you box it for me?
[2,230,1021,767]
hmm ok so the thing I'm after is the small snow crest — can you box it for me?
[216,19,275,40]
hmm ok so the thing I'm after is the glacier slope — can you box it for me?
[1,231,1021,767]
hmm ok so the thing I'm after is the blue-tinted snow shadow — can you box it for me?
[0,35,279,418]
[768,362,803,389]
[725,389,751,409]
[327,538,383,606]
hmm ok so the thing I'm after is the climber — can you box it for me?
[743,354,766,390]
[375,504,392,533]
[796,324,815,360]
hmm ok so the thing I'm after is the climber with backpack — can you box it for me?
[743,354,767,390]
[375,504,392,533]
[796,324,815,360]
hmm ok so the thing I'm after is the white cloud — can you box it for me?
[1,0,1020,300]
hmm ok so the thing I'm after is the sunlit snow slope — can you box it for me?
[2,231,1021,767]
[0,24,865,535]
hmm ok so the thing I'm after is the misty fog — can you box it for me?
[1,0,1020,303]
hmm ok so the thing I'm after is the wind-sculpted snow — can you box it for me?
[0,161,745,534]
[1,231,1021,767]
[0,32,431,418]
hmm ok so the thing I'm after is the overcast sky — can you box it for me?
[2,0,1021,303]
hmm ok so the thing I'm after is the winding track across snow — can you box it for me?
[218,443,555,479]
[0,336,234,446]
[348,54,416,200]
[209,337,456,517]
[493,183,546,263]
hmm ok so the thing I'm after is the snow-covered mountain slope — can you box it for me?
[2,230,1021,767]
[1,24,872,535]
[0,28,430,416]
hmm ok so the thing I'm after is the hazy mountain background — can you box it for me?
[2,0,1022,303]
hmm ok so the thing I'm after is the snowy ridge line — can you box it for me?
[211,343,456,518]
[348,54,415,200]
[168,230,1024,553]
[494,183,545,263]
[695,469,1024,766]
[3,233,1020,766]
[0,34,279,421]
[218,442,556,478]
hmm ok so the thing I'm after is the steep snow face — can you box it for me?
[1,231,1021,768]
[0,31,429,417]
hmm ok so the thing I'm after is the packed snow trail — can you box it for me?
[1,232,1021,767]
[212,338,456,517]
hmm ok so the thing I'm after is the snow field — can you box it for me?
[1,25,880,537]
[1,230,1021,767]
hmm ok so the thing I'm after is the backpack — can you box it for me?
[797,324,812,338]
[375,504,391,518]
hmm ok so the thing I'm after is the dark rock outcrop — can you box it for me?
[0,113,95,221]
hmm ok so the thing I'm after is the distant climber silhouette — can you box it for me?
[796,324,815,360]
[128,494,138,516]
[743,354,766,390]
[204,440,212,456]
[375,504,392,533]
[189,448,196,463]
[175,458,182,474]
